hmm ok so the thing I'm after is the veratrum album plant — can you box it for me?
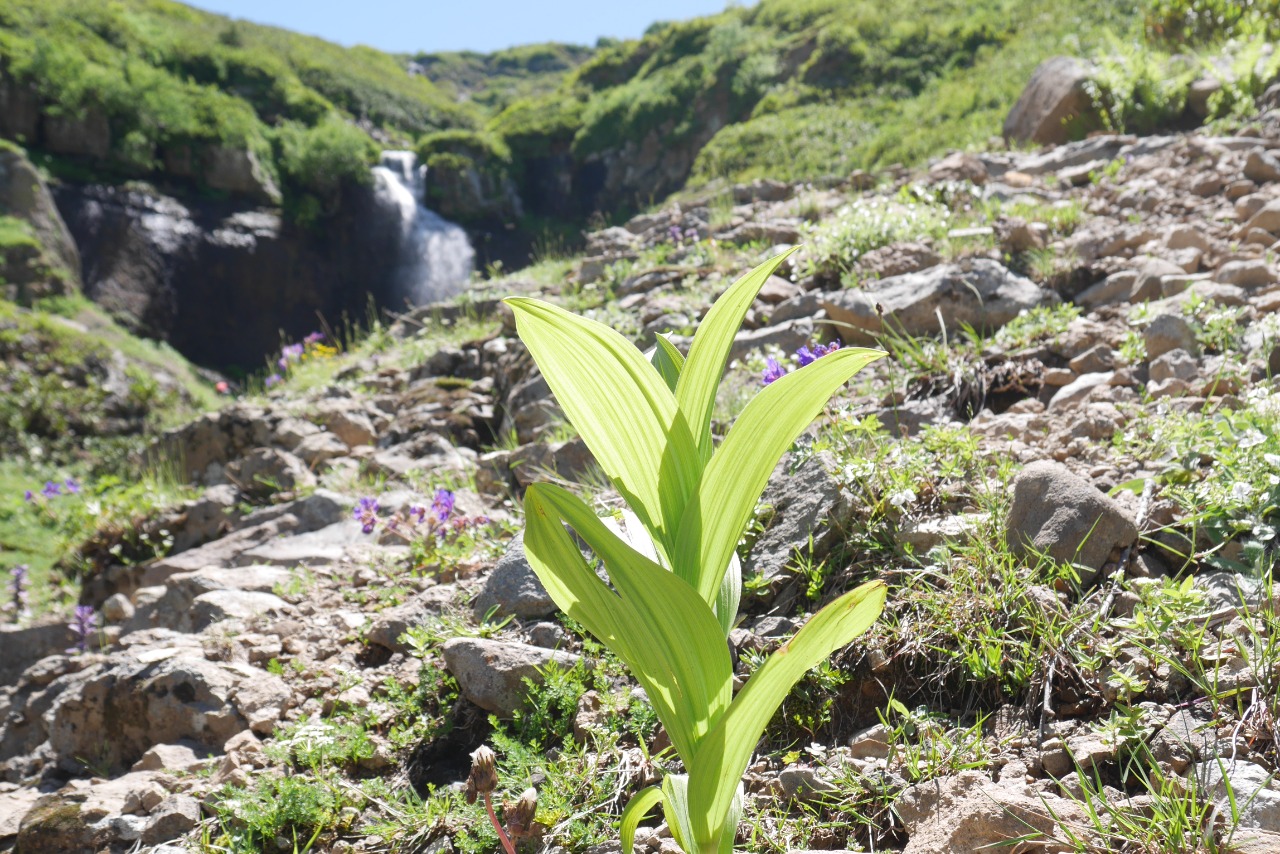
[505,250,887,854]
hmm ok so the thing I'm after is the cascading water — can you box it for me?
[372,150,475,306]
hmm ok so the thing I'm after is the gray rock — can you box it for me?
[1003,56,1100,146]
[1077,270,1137,309]
[1047,371,1115,411]
[821,260,1056,342]
[271,416,321,450]
[778,765,837,799]
[1195,759,1280,831]
[474,533,558,621]
[224,448,316,500]
[170,484,240,553]
[1005,461,1138,576]
[1244,148,1280,183]
[293,431,349,466]
[1144,314,1199,360]
[1150,349,1199,383]
[131,565,294,633]
[190,589,289,631]
[744,452,852,600]
[141,795,201,845]
[366,584,457,652]
[442,638,583,717]
[1243,200,1280,235]
[729,317,815,362]
[235,520,366,567]
[102,593,135,623]
[1215,259,1275,289]
[131,742,209,773]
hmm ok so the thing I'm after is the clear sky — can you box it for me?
[184,1,740,54]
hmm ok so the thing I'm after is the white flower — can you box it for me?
[1265,453,1280,468]
[889,488,917,510]
[1230,482,1255,503]
[1240,430,1266,449]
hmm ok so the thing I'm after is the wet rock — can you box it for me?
[1005,461,1138,577]
[442,638,583,717]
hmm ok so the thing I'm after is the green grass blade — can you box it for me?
[676,248,799,464]
[688,580,887,849]
[506,297,700,557]
[522,483,733,765]
[620,786,663,854]
[673,347,885,605]
[651,333,685,393]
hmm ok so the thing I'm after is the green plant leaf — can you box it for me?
[661,775,696,854]
[713,554,742,637]
[522,483,733,765]
[677,248,799,464]
[651,334,685,393]
[620,786,663,854]
[505,297,700,557]
[673,347,886,605]
[687,580,887,850]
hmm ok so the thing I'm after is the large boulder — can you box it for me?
[1004,56,1101,145]
[821,260,1056,342]
[201,145,281,205]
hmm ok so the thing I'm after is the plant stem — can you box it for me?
[484,792,517,854]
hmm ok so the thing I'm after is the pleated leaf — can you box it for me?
[620,786,663,854]
[672,347,886,606]
[687,580,887,847]
[522,483,733,765]
[676,249,798,466]
[506,297,699,559]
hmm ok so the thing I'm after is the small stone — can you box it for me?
[141,795,201,845]
[102,593,135,623]
[1144,314,1199,360]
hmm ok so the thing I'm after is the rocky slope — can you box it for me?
[9,90,1280,854]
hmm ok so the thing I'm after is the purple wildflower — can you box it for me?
[795,340,842,367]
[282,343,305,361]
[67,605,96,654]
[353,497,380,535]
[408,505,427,525]
[7,565,28,619]
[304,331,326,345]
[762,357,786,386]
[432,489,456,525]
[63,478,80,495]
[265,373,282,388]
[278,357,289,370]
[41,481,61,499]
[667,225,683,243]
[24,490,34,502]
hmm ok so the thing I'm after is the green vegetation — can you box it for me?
[412,42,594,114]
[0,0,477,220]
[0,295,214,612]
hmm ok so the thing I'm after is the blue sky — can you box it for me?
[185,1,740,54]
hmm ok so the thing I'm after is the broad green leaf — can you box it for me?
[687,580,887,847]
[673,347,886,605]
[620,786,663,854]
[677,249,799,464]
[522,483,734,764]
[651,334,685,393]
[506,297,699,558]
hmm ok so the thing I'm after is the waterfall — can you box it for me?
[371,150,474,306]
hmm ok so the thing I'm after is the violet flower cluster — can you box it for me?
[6,565,28,621]
[666,224,700,246]
[24,478,81,503]
[355,489,489,550]
[760,339,843,386]
[67,605,96,654]
[268,331,328,387]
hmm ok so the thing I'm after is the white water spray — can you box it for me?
[372,150,474,305]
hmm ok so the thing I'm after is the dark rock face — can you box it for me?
[53,181,402,369]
